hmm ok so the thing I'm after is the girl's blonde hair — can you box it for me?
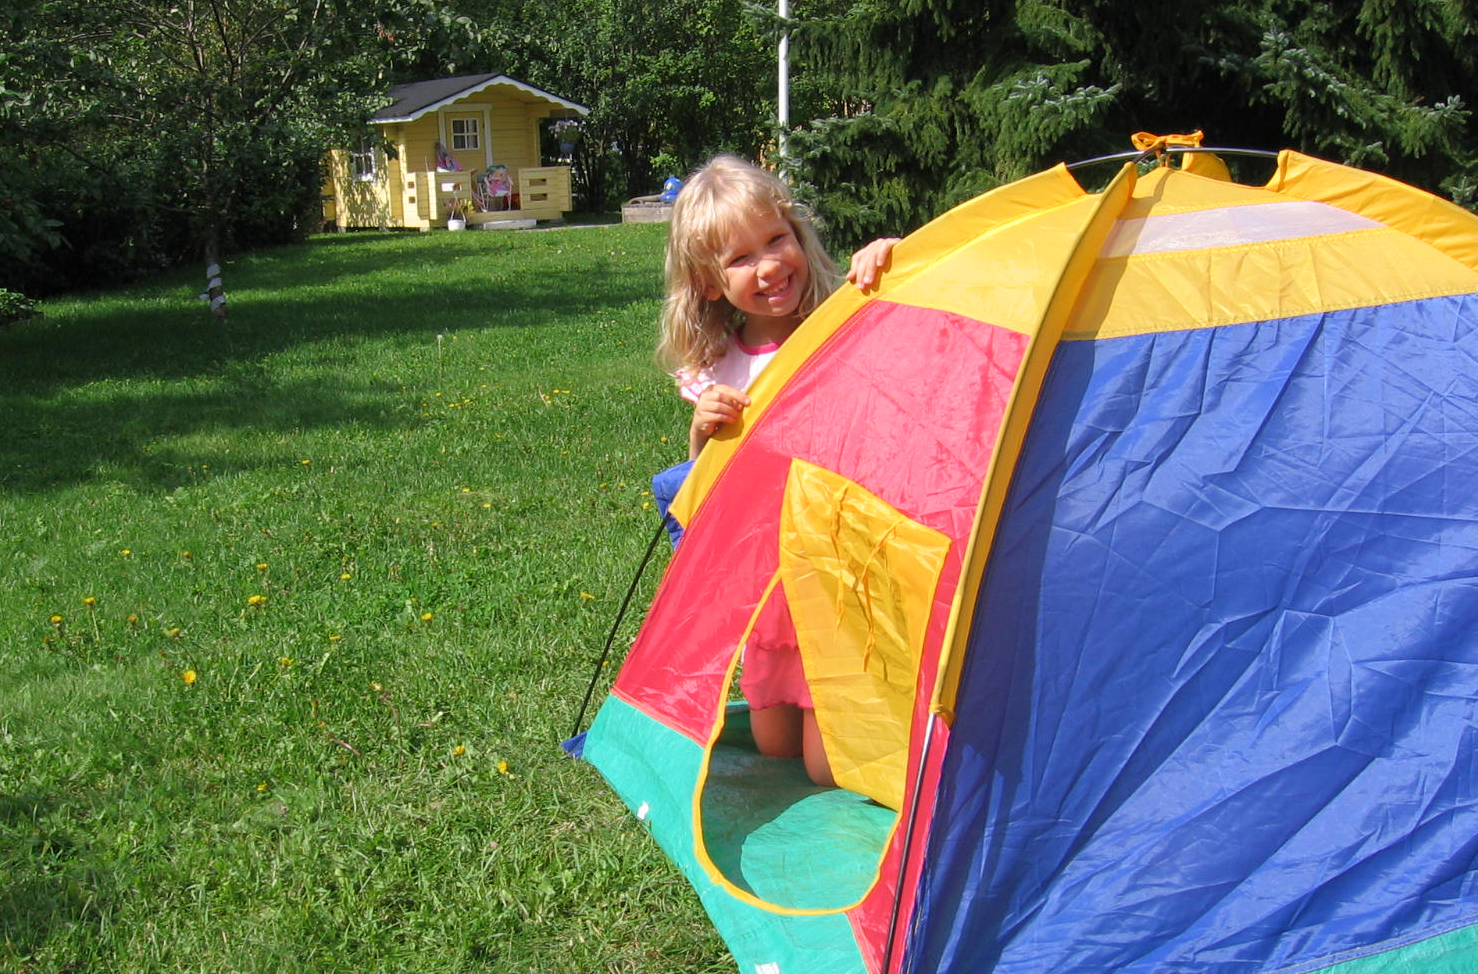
[656,154,839,374]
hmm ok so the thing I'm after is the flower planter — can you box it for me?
[446,218,467,231]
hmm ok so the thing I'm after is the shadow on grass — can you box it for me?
[0,228,663,495]
[0,793,113,958]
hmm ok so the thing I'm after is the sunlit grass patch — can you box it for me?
[0,224,730,972]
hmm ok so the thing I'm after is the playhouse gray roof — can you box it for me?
[372,74,588,123]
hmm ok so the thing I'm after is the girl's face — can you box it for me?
[704,209,810,329]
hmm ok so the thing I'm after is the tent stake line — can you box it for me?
[569,517,669,741]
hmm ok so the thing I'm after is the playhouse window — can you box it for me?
[351,137,377,181]
[450,117,480,151]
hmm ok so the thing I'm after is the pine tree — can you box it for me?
[788,0,1478,246]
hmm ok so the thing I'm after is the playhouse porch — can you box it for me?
[407,167,574,229]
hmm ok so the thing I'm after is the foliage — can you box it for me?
[504,0,774,209]
[0,289,40,328]
[0,0,475,301]
[788,0,1478,247]
[0,224,736,972]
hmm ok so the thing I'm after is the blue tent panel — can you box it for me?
[912,295,1478,974]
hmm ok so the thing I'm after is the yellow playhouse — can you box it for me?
[323,74,588,230]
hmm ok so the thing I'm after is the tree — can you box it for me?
[507,0,773,209]
[788,0,1478,248]
[1,0,472,314]
[97,0,399,320]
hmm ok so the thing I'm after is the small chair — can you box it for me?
[472,166,514,212]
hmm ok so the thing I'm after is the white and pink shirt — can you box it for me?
[676,333,782,403]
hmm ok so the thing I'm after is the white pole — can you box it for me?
[778,0,790,172]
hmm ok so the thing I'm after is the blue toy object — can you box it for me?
[651,459,694,547]
[659,177,684,203]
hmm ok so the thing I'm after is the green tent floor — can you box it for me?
[700,710,899,911]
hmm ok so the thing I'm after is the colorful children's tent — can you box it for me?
[574,148,1478,973]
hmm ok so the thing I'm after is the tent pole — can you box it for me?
[1067,146,1280,171]
[882,713,940,973]
[777,0,791,172]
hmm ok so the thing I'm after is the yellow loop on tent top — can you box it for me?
[1130,130,1206,157]
[1128,131,1229,178]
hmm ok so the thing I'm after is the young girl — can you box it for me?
[655,154,897,787]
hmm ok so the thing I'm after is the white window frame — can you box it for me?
[351,136,377,181]
[450,117,481,151]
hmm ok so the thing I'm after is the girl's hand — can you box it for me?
[846,237,902,291]
[690,383,749,457]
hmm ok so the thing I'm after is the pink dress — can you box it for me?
[676,333,812,711]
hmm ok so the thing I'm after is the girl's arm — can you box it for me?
[689,383,750,459]
[846,237,902,291]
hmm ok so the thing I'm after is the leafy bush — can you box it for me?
[0,288,38,327]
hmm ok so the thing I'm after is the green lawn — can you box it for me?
[0,225,733,972]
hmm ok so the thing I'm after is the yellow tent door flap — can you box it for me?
[778,459,951,810]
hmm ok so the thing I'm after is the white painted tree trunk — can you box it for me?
[203,231,227,324]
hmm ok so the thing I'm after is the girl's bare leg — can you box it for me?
[802,709,834,787]
[749,704,803,758]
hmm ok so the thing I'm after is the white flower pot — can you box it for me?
[447,218,466,231]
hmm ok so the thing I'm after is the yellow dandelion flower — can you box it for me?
[481,502,491,509]
[420,611,434,622]
[579,591,595,602]
[182,669,197,684]
[49,614,63,625]
[497,760,510,775]
[460,487,471,494]
[181,550,191,559]
[256,781,269,792]
[167,627,182,638]
[127,614,138,624]
[642,501,652,511]
[300,459,311,466]
[247,594,266,606]
[279,656,292,667]
[370,681,382,692]
[453,745,466,756]
[83,596,96,606]
[328,634,342,643]
[121,549,132,557]
[256,563,268,572]
[340,573,352,580]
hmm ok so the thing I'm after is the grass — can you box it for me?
[0,225,734,972]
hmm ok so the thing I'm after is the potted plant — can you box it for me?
[444,192,471,230]
[552,119,581,158]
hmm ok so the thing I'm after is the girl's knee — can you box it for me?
[750,704,803,758]
[802,709,834,788]
[750,705,835,788]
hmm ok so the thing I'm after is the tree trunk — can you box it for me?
[203,226,227,324]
